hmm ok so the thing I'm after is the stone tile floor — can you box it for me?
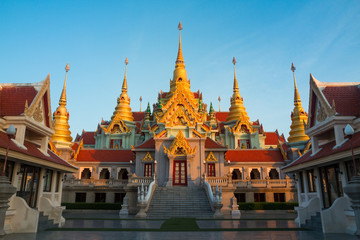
[2,210,359,240]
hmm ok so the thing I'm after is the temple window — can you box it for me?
[81,168,91,179]
[99,168,110,179]
[269,168,279,179]
[232,169,242,180]
[250,169,261,179]
[118,168,129,180]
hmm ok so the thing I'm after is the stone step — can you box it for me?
[147,187,213,218]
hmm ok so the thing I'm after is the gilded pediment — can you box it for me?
[205,151,217,162]
[231,117,254,133]
[163,131,197,156]
[142,152,154,162]
[103,115,131,134]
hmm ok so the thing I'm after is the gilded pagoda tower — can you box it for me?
[288,63,309,143]
[52,63,73,159]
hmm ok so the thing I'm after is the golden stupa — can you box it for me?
[52,63,73,143]
[288,63,309,143]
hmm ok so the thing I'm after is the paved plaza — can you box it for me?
[2,211,359,240]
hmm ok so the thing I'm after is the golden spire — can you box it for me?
[111,58,134,121]
[226,57,250,122]
[176,21,184,66]
[288,63,309,143]
[170,21,190,93]
[52,63,73,144]
[232,57,239,91]
[59,63,69,105]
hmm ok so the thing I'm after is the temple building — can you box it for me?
[282,74,360,234]
[0,73,77,234]
[59,23,300,217]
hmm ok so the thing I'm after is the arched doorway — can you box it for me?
[269,168,279,179]
[232,169,242,180]
[250,169,261,179]
[99,168,110,179]
[81,168,91,179]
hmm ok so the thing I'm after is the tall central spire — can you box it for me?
[170,21,190,93]
[288,62,309,143]
[176,21,184,66]
[226,57,249,122]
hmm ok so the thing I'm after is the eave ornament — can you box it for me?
[142,152,154,162]
[103,115,131,134]
[205,152,217,162]
[232,118,254,133]
[163,131,196,156]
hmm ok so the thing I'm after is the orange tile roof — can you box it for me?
[322,86,360,116]
[0,131,76,169]
[226,149,284,162]
[76,149,134,162]
[133,112,145,121]
[205,138,226,149]
[82,131,95,145]
[215,112,228,122]
[135,137,155,149]
[0,85,37,117]
[284,132,360,169]
[264,132,283,145]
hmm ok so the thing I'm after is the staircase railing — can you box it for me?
[295,196,320,225]
[203,175,223,218]
[135,174,157,218]
[38,196,66,227]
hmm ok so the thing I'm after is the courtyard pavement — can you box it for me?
[2,210,359,240]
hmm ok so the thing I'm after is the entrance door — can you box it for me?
[16,165,40,208]
[173,161,187,186]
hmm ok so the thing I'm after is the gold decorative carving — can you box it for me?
[33,101,43,122]
[205,152,217,162]
[232,118,254,133]
[103,115,131,134]
[316,103,327,122]
[163,131,196,156]
[192,129,205,138]
[142,152,154,162]
[155,129,167,138]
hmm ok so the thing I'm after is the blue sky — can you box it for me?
[1,1,359,139]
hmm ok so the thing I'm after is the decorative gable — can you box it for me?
[205,152,217,162]
[163,131,197,156]
[142,152,154,162]
[103,115,131,134]
[23,75,53,128]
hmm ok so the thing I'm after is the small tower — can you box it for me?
[288,63,309,143]
[111,58,134,122]
[52,63,73,159]
[226,57,250,122]
[145,102,151,122]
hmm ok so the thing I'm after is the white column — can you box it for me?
[296,172,303,206]
[339,162,348,188]
[314,167,324,208]
[36,168,46,208]
[14,125,26,145]
[57,172,64,206]
[50,170,57,202]
[311,136,319,154]
[302,170,310,202]
[334,125,345,145]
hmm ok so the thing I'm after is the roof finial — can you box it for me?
[218,96,221,112]
[59,63,69,105]
[232,57,239,92]
[139,96,142,111]
[122,57,128,91]
[176,22,184,66]
[291,62,301,104]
